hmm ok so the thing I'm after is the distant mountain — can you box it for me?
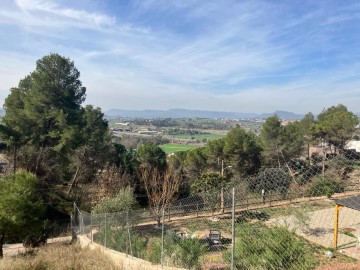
[258,110,304,120]
[105,108,257,119]
[105,108,306,120]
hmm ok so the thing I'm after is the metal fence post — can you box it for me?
[104,213,107,249]
[90,214,93,243]
[73,202,76,234]
[231,187,236,270]
[126,210,133,257]
[161,208,165,267]
[125,212,129,257]
[81,212,85,235]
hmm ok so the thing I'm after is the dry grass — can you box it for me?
[0,243,122,270]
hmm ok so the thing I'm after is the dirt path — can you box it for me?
[316,261,360,270]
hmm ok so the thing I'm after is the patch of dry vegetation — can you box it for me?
[0,243,121,270]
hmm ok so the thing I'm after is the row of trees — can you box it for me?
[185,105,358,189]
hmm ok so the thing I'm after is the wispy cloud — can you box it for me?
[0,0,359,113]
[15,0,116,27]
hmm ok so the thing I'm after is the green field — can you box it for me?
[159,143,201,154]
[165,132,225,141]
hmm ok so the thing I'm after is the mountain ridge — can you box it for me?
[105,108,306,120]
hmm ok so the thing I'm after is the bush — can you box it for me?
[23,220,51,248]
[251,168,292,196]
[228,225,315,270]
[92,186,137,214]
[147,231,208,269]
[95,224,147,259]
[298,165,322,185]
[176,238,208,269]
[305,177,345,198]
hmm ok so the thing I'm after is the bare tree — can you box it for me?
[139,166,180,227]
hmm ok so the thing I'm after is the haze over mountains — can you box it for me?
[105,108,307,120]
[0,108,358,120]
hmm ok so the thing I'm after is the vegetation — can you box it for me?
[0,243,121,270]
[147,231,208,269]
[224,125,262,176]
[1,53,359,270]
[305,176,345,198]
[251,168,292,195]
[0,171,46,257]
[136,144,167,171]
[0,54,114,208]
[92,187,138,214]
[230,225,316,270]
[159,143,200,154]
[312,104,359,151]
[138,167,180,226]
[260,115,304,166]
[96,225,147,259]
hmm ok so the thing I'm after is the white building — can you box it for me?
[345,140,360,153]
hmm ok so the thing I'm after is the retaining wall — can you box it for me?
[77,235,186,270]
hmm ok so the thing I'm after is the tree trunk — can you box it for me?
[220,187,224,214]
[13,146,17,173]
[156,216,161,227]
[35,145,44,174]
[68,166,80,194]
[0,234,4,259]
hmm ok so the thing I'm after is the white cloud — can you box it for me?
[15,0,116,27]
[0,0,359,114]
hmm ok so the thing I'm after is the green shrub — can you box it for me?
[95,224,147,259]
[147,231,208,269]
[146,238,163,264]
[251,168,292,196]
[92,186,137,214]
[305,177,344,198]
[176,238,208,269]
[228,225,315,270]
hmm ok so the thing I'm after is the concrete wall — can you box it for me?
[77,235,186,270]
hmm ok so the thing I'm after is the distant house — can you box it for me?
[345,140,360,153]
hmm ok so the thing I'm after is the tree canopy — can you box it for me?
[2,54,112,190]
[259,115,304,166]
[224,125,262,176]
[136,144,167,171]
[0,171,45,257]
[312,104,359,151]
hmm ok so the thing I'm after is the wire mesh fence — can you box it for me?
[76,150,360,269]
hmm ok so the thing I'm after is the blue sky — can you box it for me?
[0,0,359,114]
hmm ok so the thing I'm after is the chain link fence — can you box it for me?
[76,150,360,269]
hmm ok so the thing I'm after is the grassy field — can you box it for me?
[166,132,225,141]
[159,143,201,154]
[0,243,121,270]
